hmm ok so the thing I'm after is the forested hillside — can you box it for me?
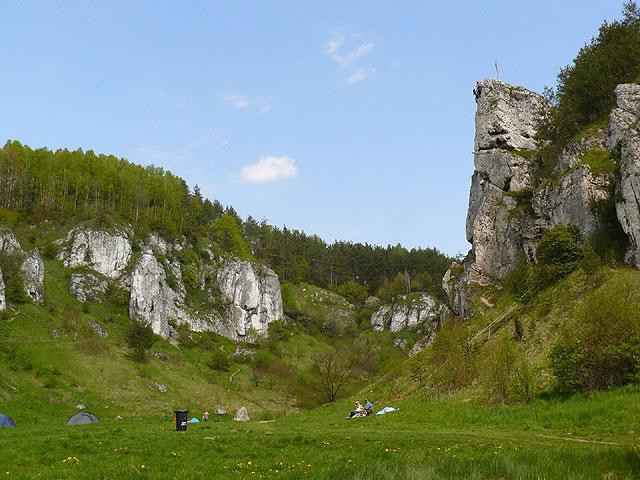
[0,141,451,299]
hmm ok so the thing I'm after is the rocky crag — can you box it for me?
[370,293,443,334]
[1,225,283,341]
[445,79,640,318]
[0,227,45,307]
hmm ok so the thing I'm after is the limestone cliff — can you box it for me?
[608,84,640,267]
[57,227,132,278]
[370,293,440,333]
[0,228,45,306]
[446,79,640,318]
[0,268,5,311]
[20,249,44,303]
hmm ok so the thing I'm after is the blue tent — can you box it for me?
[0,414,16,427]
[190,417,200,423]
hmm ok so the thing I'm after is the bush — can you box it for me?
[43,242,58,259]
[535,224,583,286]
[427,319,477,393]
[336,280,369,308]
[280,282,298,314]
[486,338,517,404]
[126,320,155,362]
[0,256,28,304]
[181,262,200,291]
[207,349,231,372]
[513,317,524,341]
[549,274,640,392]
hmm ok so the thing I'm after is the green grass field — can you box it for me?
[2,388,639,479]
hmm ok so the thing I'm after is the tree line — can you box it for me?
[0,140,451,300]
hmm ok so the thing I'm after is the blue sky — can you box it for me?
[0,1,623,255]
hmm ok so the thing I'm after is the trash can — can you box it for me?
[174,410,189,432]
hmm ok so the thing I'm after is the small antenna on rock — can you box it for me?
[495,60,500,79]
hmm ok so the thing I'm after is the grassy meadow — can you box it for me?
[2,388,639,479]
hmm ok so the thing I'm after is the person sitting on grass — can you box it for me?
[347,401,367,419]
[364,399,374,416]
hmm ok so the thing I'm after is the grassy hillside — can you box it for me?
[0,222,417,424]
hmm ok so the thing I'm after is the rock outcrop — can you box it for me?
[608,84,640,267]
[215,259,284,340]
[127,243,283,340]
[466,80,546,284]
[70,273,109,302]
[370,293,440,333]
[128,252,178,338]
[57,228,132,278]
[20,250,44,303]
[446,79,636,318]
[0,227,22,256]
[0,268,6,311]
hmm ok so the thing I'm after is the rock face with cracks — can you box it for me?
[370,293,440,333]
[0,268,5,311]
[20,250,44,303]
[446,79,635,319]
[466,79,546,284]
[608,84,640,267]
[70,273,109,303]
[127,247,283,340]
[57,228,132,278]
[215,259,284,340]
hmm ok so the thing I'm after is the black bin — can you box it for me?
[174,410,189,431]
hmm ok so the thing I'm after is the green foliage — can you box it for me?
[581,148,617,176]
[580,243,603,274]
[295,258,310,284]
[505,188,534,218]
[427,320,477,393]
[513,317,524,341]
[0,255,28,304]
[280,282,298,314]
[335,280,369,307]
[511,356,540,404]
[181,262,200,292]
[125,320,155,362]
[246,220,452,300]
[486,337,517,404]
[207,349,231,372]
[42,242,58,260]
[588,198,629,263]
[536,224,583,282]
[550,275,640,392]
[511,149,537,161]
[376,272,410,303]
[539,2,640,146]
[209,214,253,260]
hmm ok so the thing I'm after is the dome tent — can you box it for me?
[0,414,16,427]
[66,412,100,426]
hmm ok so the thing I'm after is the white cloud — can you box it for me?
[221,92,272,113]
[222,93,251,109]
[344,68,368,85]
[323,27,375,85]
[240,155,298,184]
